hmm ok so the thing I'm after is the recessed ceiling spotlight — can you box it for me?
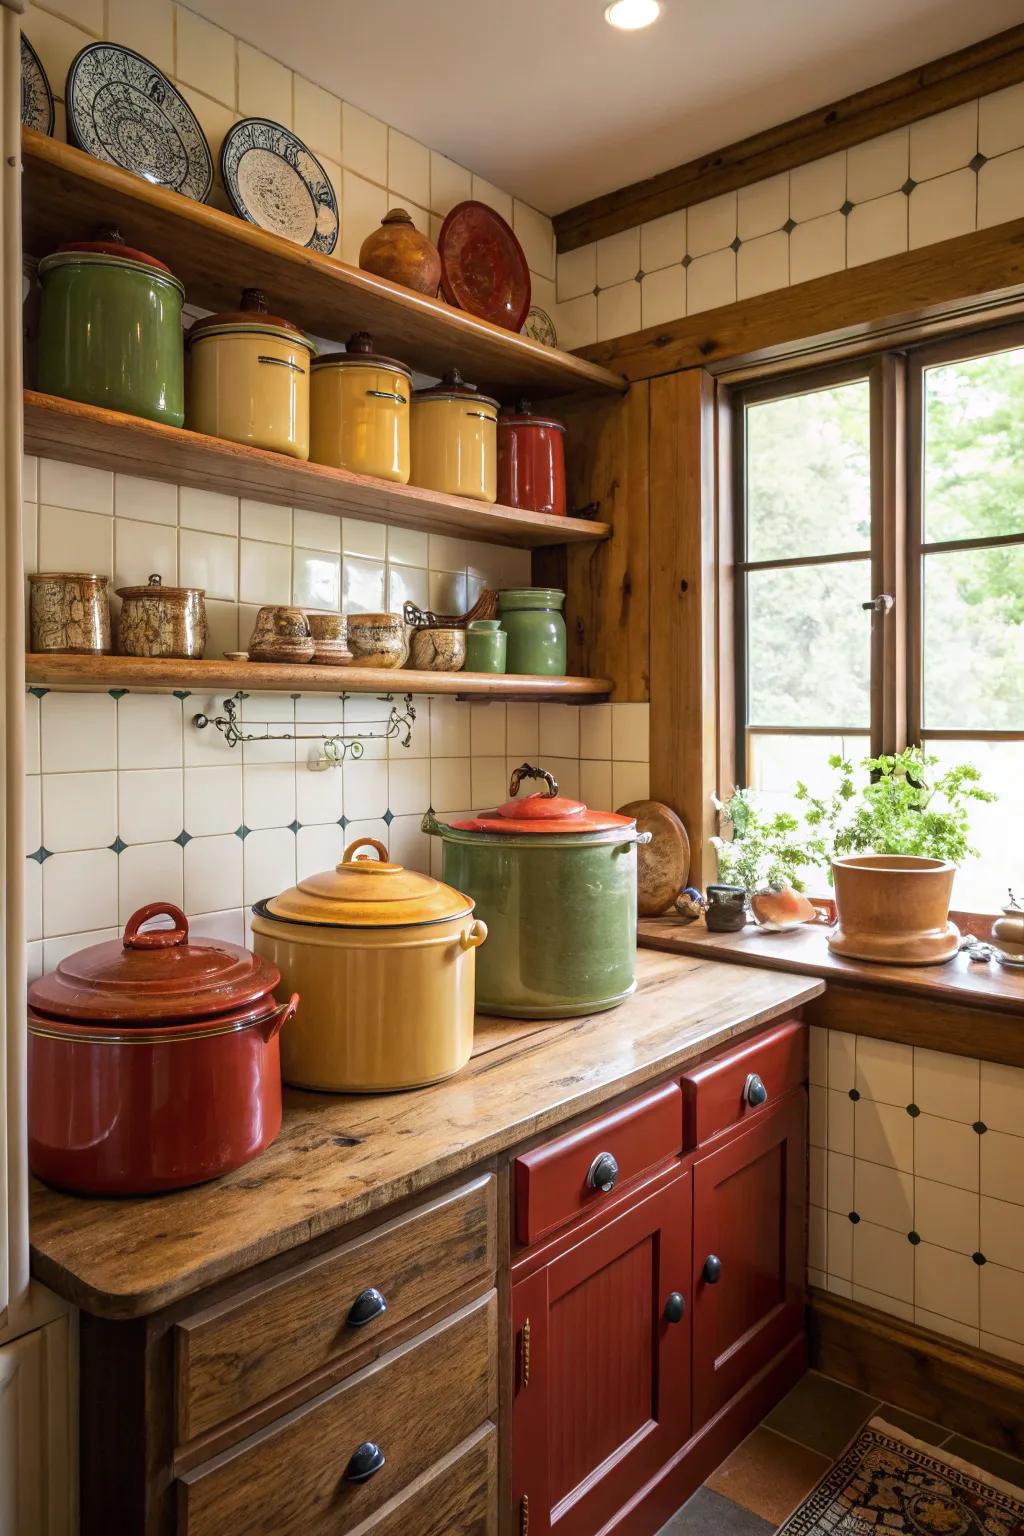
[605,0,662,29]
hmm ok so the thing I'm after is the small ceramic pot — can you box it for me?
[465,619,506,673]
[359,209,441,296]
[705,885,748,932]
[992,898,1024,956]
[116,573,207,659]
[307,612,352,667]
[248,606,314,663]
[829,855,959,965]
[29,572,110,654]
[409,626,466,672]
[346,613,409,669]
[498,588,567,675]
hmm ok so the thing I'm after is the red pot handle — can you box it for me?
[259,993,299,1042]
[122,902,190,950]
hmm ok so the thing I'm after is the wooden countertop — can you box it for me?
[29,950,820,1320]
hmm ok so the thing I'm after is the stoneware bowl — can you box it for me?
[306,612,352,666]
[248,605,314,663]
[409,626,466,672]
[346,612,409,669]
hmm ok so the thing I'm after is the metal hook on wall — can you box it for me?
[191,692,416,759]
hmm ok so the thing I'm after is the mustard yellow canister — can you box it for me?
[410,367,498,503]
[186,287,315,459]
[309,331,412,482]
[250,837,487,1092]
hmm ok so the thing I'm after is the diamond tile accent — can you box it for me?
[969,153,987,172]
[729,235,742,252]
[383,809,394,826]
[236,824,250,840]
[634,269,644,283]
[972,1251,987,1266]
[338,815,350,829]
[109,836,126,854]
[681,253,693,268]
[973,1120,988,1135]
[592,285,601,296]
[174,830,191,846]
[783,217,796,234]
[288,819,300,833]
[27,686,48,698]
[907,1103,920,1117]
[901,178,917,195]
[172,690,192,700]
[108,688,128,700]
[908,1231,921,1245]
[27,845,51,863]
[840,200,854,217]
[848,1211,860,1224]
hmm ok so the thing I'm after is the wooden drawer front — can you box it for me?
[179,1290,497,1536]
[175,1174,496,1443]
[681,1020,806,1148]
[515,1080,682,1246]
[342,1425,496,1536]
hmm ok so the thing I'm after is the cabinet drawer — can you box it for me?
[175,1174,496,1443]
[178,1290,497,1536]
[681,1020,806,1147]
[332,1424,496,1536]
[514,1081,682,1246]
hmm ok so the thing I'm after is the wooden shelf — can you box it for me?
[25,654,613,700]
[21,129,625,401]
[23,392,610,548]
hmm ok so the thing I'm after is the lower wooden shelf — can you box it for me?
[25,654,612,700]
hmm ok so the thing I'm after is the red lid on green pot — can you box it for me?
[47,225,175,274]
[447,763,635,836]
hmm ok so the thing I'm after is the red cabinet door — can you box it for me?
[691,1091,806,1430]
[512,1169,691,1536]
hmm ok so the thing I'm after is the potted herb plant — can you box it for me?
[710,789,818,929]
[795,747,994,965]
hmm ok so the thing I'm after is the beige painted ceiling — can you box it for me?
[189,0,1024,214]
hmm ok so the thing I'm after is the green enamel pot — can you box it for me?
[37,235,185,427]
[498,587,567,675]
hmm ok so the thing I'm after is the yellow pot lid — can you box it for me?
[265,837,474,927]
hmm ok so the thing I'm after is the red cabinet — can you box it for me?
[691,1092,806,1429]
[512,1168,691,1536]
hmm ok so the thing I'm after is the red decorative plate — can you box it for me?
[438,200,532,332]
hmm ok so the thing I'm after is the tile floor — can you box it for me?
[657,1370,1024,1533]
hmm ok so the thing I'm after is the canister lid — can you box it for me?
[498,399,565,432]
[311,331,412,378]
[39,225,183,291]
[116,572,205,601]
[187,287,316,351]
[447,763,636,836]
[412,367,499,410]
[27,902,281,1025]
[262,837,474,927]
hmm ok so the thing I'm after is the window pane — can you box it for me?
[746,381,871,562]
[922,546,1024,729]
[746,561,871,726]
[925,738,1024,913]
[923,346,1024,543]
[747,732,869,896]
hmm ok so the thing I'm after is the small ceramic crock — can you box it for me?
[29,572,111,653]
[465,618,506,673]
[498,587,567,675]
[116,573,207,659]
[307,612,352,666]
[247,605,315,663]
[346,612,409,669]
[409,626,466,672]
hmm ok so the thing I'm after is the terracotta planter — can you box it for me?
[828,855,960,966]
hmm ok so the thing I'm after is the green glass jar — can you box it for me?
[498,588,567,676]
[465,618,507,673]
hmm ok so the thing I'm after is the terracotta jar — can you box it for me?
[359,208,441,295]
[497,402,567,516]
[117,573,207,659]
[29,572,110,653]
[828,855,960,965]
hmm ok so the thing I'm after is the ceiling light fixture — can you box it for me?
[604,0,662,30]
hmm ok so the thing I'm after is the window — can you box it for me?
[730,328,1024,911]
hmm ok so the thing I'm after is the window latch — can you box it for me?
[862,594,895,613]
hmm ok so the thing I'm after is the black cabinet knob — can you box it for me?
[664,1291,685,1324]
[346,1287,388,1328]
[344,1441,386,1483]
[586,1151,619,1193]
[702,1254,722,1284]
[743,1072,768,1107]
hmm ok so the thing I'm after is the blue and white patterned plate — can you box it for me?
[221,119,339,255]
[21,35,55,136]
[65,43,213,202]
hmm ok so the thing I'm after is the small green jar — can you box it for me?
[498,587,567,676]
[37,230,185,427]
[465,618,506,673]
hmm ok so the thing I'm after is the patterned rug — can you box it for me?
[778,1418,1024,1535]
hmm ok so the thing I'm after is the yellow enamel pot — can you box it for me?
[186,288,314,459]
[310,332,411,482]
[250,837,486,1093]
[410,367,498,503]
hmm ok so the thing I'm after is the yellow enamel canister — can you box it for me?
[309,331,412,482]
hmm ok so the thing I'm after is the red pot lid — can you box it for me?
[447,763,636,836]
[57,224,173,274]
[498,399,565,432]
[27,902,282,1025]
[188,286,306,341]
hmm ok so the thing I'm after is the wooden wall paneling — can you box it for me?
[533,383,651,700]
[576,219,1024,384]
[650,370,719,886]
[808,1288,1024,1457]
[554,25,1024,250]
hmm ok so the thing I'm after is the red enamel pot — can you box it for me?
[28,902,298,1196]
[497,402,566,517]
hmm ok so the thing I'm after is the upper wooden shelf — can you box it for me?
[25,654,613,701]
[24,392,610,548]
[21,129,625,401]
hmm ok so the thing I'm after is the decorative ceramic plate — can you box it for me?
[65,43,213,201]
[21,35,55,136]
[438,200,531,332]
[523,305,557,347]
[221,119,339,254]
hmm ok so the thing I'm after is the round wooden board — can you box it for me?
[618,800,691,917]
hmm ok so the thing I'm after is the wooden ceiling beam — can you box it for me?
[553,25,1024,252]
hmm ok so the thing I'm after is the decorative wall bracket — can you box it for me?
[192,692,416,759]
